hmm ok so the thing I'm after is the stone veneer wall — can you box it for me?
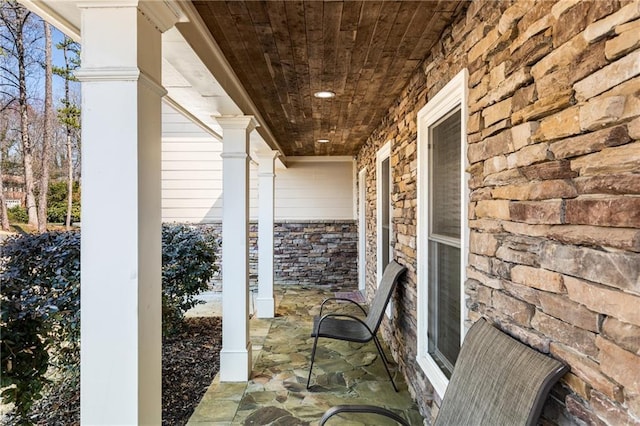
[273,221,358,286]
[356,1,640,424]
[193,221,357,287]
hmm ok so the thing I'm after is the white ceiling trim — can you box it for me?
[18,0,81,41]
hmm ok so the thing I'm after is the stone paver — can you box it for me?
[188,285,423,425]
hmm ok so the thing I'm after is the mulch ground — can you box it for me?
[7,317,222,426]
[162,316,222,425]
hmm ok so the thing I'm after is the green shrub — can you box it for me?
[46,203,81,224]
[0,225,217,421]
[7,206,28,223]
[47,181,80,205]
[0,231,81,421]
[162,224,218,336]
[46,181,81,223]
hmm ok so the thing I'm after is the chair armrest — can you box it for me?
[320,405,410,426]
[319,297,367,317]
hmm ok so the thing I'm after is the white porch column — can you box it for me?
[256,151,279,318]
[218,116,258,381]
[76,2,178,424]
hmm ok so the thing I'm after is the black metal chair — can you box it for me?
[307,260,407,391]
[319,318,569,425]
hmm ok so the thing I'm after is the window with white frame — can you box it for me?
[376,142,392,288]
[358,167,367,291]
[416,69,469,398]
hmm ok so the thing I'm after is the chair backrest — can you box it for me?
[434,318,569,426]
[365,260,406,332]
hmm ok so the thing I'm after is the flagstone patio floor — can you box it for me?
[187,285,424,425]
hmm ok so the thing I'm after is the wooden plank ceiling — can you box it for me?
[193,1,463,156]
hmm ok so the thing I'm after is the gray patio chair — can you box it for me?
[319,317,569,425]
[307,260,407,392]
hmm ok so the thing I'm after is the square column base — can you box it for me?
[256,297,275,318]
[219,342,252,382]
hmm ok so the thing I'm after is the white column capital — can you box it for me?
[257,150,279,176]
[74,68,167,97]
[216,115,259,132]
[77,1,183,32]
[220,152,249,160]
[139,1,184,32]
[74,67,139,82]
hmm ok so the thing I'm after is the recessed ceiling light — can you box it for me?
[317,139,330,143]
[314,91,336,99]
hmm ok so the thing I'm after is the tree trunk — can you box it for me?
[38,20,53,233]
[0,145,10,231]
[0,187,9,231]
[61,38,75,230]
[16,9,38,228]
[65,133,73,230]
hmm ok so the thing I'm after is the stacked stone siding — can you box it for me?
[356,1,640,424]
[192,221,357,287]
[273,221,358,286]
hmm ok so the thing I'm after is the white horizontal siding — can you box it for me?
[276,187,352,199]
[163,142,218,152]
[162,103,214,139]
[163,198,224,208]
[162,170,221,181]
[274,161,353,221]
[163,208,223,223]
[162,180,220,189]
[162,161,223,171]
[276,206,354,218]
[162,151,221,161]
[161,102,354,223]
[162,102,228,222]
[162,189,223,199]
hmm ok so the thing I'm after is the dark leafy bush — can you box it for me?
[162,224,218,336]
[0,225,217,421]
[7,206,28,223]
[0,231,81,421]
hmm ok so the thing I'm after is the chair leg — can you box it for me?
[373,336,398,392]
[307,335,320,389]
[374,335,391,365]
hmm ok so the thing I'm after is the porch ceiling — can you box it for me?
[192,1,464,156]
